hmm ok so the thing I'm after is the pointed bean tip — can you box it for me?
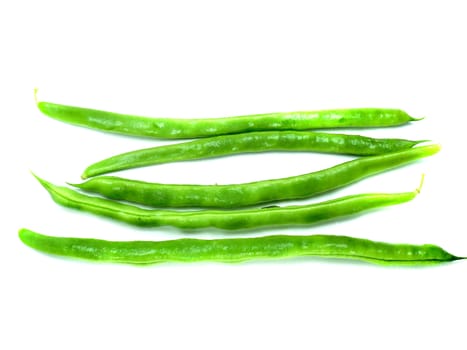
[30,170,41,182]
[66,181,81,189]
[413,139,431,146]
[450,255,466,262]
[416,174,425,194]
[30,172,54,191]
[34,88,39,103]
[410,116,425,122]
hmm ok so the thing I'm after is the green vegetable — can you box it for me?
[19,228,461,265]
[37,97,420,139]
[74,145,439,208]
[35,174,418,230]
[82,131,425,179]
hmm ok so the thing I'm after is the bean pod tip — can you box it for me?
[31,172,51,191]
[34,88,39,104]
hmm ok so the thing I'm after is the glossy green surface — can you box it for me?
[75,145,439,208]
[19,229,461,265]
[35,175,417,230]
[82,131,425,178]
[37,101,419,139]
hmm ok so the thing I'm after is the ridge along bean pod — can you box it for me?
[74,144,440,209]
[19,229,462,266]
[36,95,421,139]
[81,131,426,179]
[34,174,419,230]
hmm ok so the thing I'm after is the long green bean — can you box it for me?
[37,97,420,139]
[19,229,461,265]
[82,131,425,179]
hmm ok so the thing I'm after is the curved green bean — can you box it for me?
[82,131,425,179]
[34,175,417,230]
[74,144,439,208]
[19,229,461,266]
[37,97,420,139]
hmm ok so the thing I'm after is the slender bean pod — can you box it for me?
[37,97,420,139]
[34,175,418,230]
[19,229,461,265]
[82,131,425,179]
[74,144,439,208]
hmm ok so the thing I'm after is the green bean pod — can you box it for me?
[37,98,420,139]
[74,144,440,209]
[35,175,417,230]
[19,229,462,266]
[82,131,425,179]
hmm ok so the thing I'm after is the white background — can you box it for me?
[2,1,466,349]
